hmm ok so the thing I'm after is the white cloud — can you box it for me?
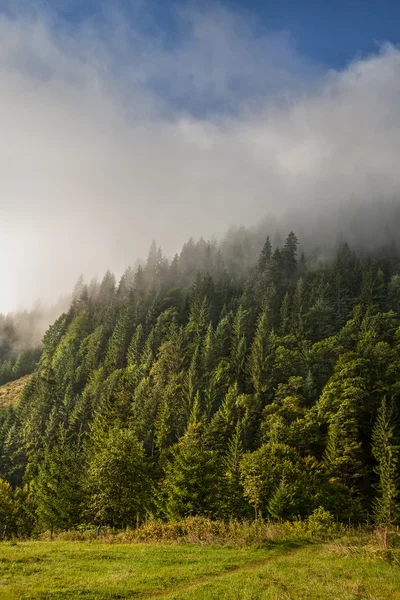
[0,3,399,310]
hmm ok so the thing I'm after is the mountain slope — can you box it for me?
[1,229,400,535]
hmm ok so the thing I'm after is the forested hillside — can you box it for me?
[0,313,42,386]
[1,230,400,535]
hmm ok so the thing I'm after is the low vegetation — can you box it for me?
[1,514,399,598]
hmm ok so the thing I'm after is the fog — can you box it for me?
[1,2,400,312]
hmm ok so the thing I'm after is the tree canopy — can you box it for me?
[1,229,400,532]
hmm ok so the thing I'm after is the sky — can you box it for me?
[1,0,400,311]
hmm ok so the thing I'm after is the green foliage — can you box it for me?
[0,478,18,537]
[240,442,312,519]
[2,229,400,534]
[248,311,272,395]
[305,506,335,536]
[33,427,84,532]
[222,423,250,518]
[372,397,400,526]
[87,427,152,527]
[267,477,296,521]
[163,423,222,519]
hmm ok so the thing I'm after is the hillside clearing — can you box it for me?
[0,375,29,408]
[0,540,399,599]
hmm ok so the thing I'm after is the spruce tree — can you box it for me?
[163,421,221,519]
[222,423,249,518]
[248,311,272,396]
[87,427,152,527]
[280,292,291,335]
[372,397,400,528]
[34,427,84,533]
[268,476,295,521]
[258,236,272,270]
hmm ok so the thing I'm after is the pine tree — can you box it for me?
[268,476,295,521]
[323,400,364,490]
[280,292,291,335]
[127,324,145,368]
[104,305,134,372]
[248,311,272,396]
[183,345,201,421]
[222,423,249,518]
[388,275,400,315]
[230,305,248,384]
[306,277,334,341]
[282,231,298,285]
[34,427,84,533]
[163,422,221,519]
[79,325,108,377]
[291,277,305,338]
[258,236,272,270]
[97,271,116,307]
[372,397,400,528]
[87,427,152,527]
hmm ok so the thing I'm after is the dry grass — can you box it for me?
[44,515,346,548]
[0,375,30,408]
[327,529,400,566]
[42,517,285,547]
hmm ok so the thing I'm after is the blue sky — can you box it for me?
[27,0,400,69]
[226,0,399,68]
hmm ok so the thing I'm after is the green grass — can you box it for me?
[0,539,399,599]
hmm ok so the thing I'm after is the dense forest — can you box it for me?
[1,228,400,536]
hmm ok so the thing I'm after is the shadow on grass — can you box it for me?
[261,537,316,552]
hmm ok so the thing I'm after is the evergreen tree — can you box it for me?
[34,427,84,533]
[372,397,400,527]
[104,305,133,372]
[248,311,272,396]
[222,423,249,518]
[282,231,298,285]
[87,427,152,527]
[258,236,272,270]
[268,476,295,521]
[280,292,291,335]
[163,421,221,519]
[323,399,364,491]
[291,278,305,338]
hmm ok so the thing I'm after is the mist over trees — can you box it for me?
[0,298,71,386]
[1,216,400,535]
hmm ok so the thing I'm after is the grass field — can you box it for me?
[0,539,399,599]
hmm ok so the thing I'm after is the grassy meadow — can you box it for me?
[0,536,400,600]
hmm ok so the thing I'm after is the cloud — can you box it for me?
[0,2,399,310]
